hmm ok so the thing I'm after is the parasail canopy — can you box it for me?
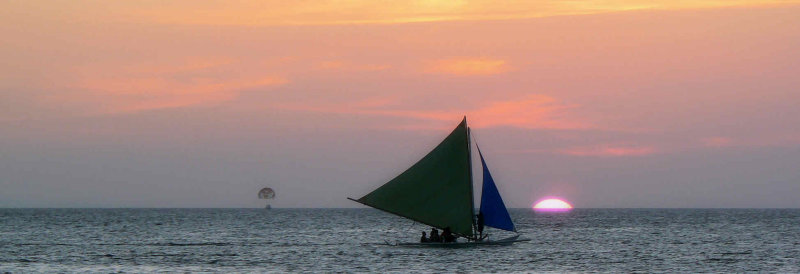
[258,187,275,199]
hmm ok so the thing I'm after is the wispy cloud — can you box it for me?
[74,0,800,26]
[700,135,800,149]
[701,137,735,147]
[277,94,588,130]
[50,58,288,114]
[76,76,287,113]
[425,58,510,76]
[468,95,588,129]
[316,61,390,72]
[558,145,657,157]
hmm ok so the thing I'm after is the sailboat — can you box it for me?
[348,117,530,246]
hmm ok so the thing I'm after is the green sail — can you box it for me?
[354,118,474,237]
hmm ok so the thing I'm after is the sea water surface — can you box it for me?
[1,209,799,272]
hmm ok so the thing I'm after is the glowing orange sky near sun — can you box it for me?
[533,198,573,211]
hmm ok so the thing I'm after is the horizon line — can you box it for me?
[2,207,799,210]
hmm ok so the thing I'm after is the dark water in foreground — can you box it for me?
[1,209,799,272]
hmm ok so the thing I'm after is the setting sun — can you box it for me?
[533,198,573,212]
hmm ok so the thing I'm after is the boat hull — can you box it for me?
[386,235,529,248]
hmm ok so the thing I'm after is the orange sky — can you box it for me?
[2,1,799,207]
[6,1,798,26]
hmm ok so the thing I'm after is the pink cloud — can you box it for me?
[51,58,289,114]
[120,57,237,75]
[558,145,657,157]
[276,94,589,130]
[70,76,287,114]
[702,137,735,147]
[700,135,800,149]
[316,60,390,72]
[467,95,589,129]
[425,58,510,76]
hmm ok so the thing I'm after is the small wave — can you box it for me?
[163,242,231,246]
[705,257,742,263]
[718,251,752,255]
[12,242,233,247]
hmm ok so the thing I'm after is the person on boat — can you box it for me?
[477,212,485,239]
[429,228,441,242]
[420,231,428,243]
[442,227,456,243]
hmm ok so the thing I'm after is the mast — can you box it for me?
[465,116,477,240]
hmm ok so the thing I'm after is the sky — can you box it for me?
[2,1,799,208]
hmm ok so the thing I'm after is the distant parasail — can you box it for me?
[258,187,275,209]
[258,187,275,199]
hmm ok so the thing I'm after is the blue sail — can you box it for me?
[477,146,515,232]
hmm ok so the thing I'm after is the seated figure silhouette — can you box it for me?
[429,228,441,243]
[442,227,456,243]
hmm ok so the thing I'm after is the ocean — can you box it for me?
[1,209,798,272]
